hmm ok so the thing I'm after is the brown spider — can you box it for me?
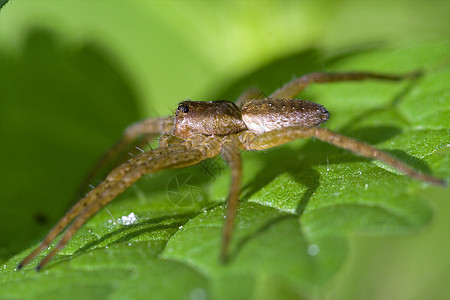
[18,71,446,271]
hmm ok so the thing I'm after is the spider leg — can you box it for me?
[240,126,446,186]
[78,116,173,196]
[18,144,206,270]
[270,71,422,99]
[236,87,266,107]
[219,137,242,262]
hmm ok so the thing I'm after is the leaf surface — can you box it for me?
[0,4,449,299]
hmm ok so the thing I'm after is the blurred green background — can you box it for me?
[0,1,449,299]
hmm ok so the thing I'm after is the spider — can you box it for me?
[18,71,446,271]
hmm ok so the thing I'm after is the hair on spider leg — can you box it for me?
[18,70,446,271]
[104,208,117,226]
[135,146,145,153]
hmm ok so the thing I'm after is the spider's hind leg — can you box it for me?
[270,70,422,99]
[241,126,445,186]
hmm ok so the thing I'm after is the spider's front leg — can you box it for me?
[219,137,242,262]
[18,143,206,271]
[78,116,174,196]
[240,126,446,186]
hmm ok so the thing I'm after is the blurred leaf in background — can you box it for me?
[0,27,142,260]
[0,1,449,299]
[0,0,8,10]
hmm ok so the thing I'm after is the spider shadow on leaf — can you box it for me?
[26,212,201,270]
[73,212,198,255]
[223,50,434,254]
[238,124,423,213]
[239,90,429,220]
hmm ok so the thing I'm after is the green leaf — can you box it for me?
[0,3,449,299]
[1,37,448,299]
[0,0,9,10]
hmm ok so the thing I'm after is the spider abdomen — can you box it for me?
[241,98,329,134]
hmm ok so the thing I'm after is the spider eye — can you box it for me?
[178,105,189,113]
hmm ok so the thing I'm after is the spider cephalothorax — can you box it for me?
[173,100,246,138]
[18,71,445,271]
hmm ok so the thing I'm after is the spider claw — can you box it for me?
[219,256,228,264]
[219,251,230,264]
[433,178,447,187]
[36,258,49,272]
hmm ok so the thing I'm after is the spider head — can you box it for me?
[173,100,247,139]
[177,103,190,113]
